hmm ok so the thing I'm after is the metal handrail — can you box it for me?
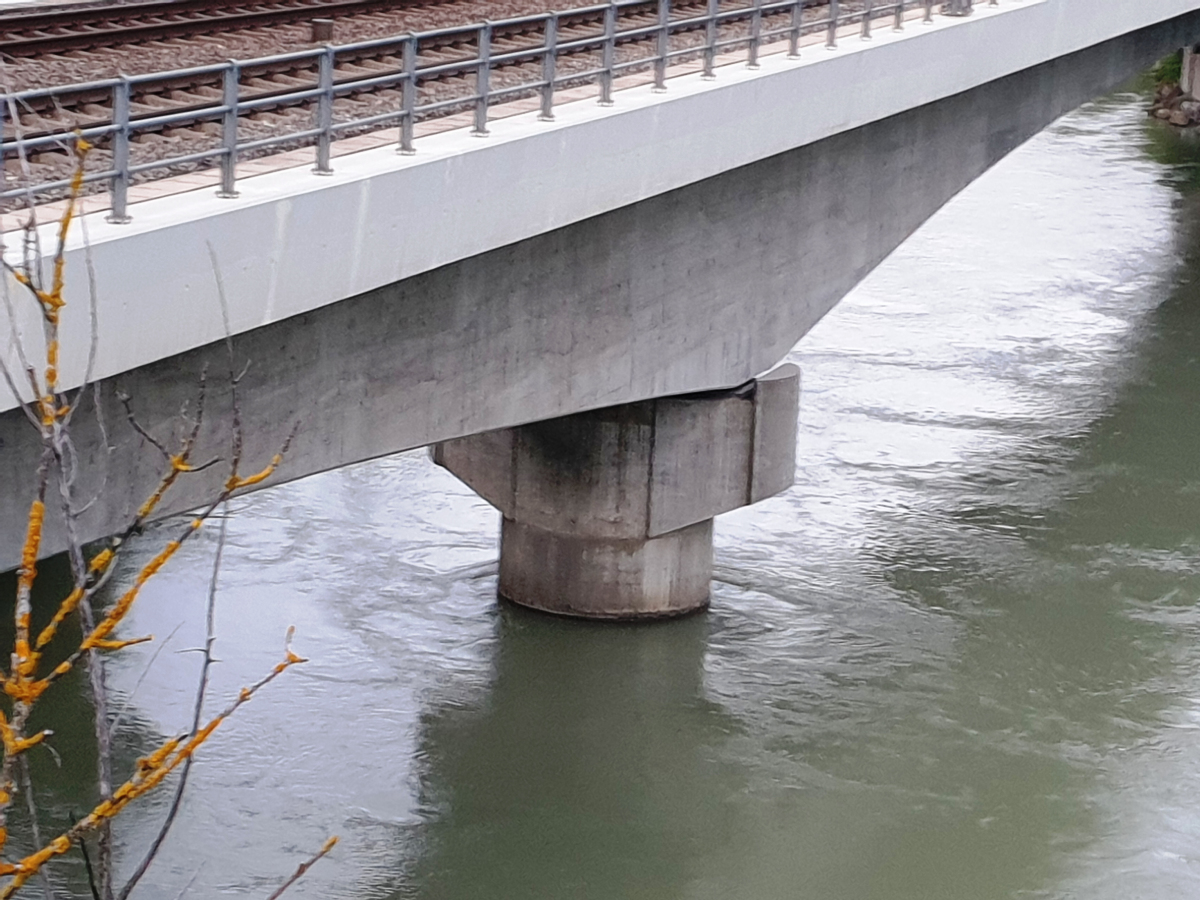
[0,0,979,222]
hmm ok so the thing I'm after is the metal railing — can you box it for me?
[1,0,986,223]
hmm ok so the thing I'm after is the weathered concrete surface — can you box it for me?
[498,519,714,619]
[432,366,799,617]
[432,366,799,539]
[3,11,1200,569]
[1184,43,1200,96]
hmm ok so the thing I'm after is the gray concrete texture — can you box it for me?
[498,518,715,619]
[3,11,1200,570]
[431,366,797,617]
[431,364,799,540]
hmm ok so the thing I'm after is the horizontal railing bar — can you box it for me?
[329,108,409,132]
[412,95,479,116]
[1,79,123,104]
[125,62,231,85]
[227,46,326,71]
[237,86,326,110]
[328,70,409,94]
[0,168,116,198]
[4,123,118,151]
[487,81,554,101]
[127,106,227,130]
[235,127,324,152]
[0,0,896,108]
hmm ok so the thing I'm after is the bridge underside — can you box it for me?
[3,9,1200,570]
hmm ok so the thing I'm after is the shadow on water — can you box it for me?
[394,593,1085,900]
[397,605,741,900]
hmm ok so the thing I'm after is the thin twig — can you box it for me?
[169,866,203,900]
[70,383,115,515]
[3,93,44,267]
[19,757,56,900]
[0,262,40,427]
[116,391,171,462]
[264,837,338,900]
[61,209,100,429]
[109,621,185,736]
[75,826,101,900]
[117,509,227,900]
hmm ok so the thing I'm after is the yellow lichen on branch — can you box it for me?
[15,501,44,602]
[31,586,82,657]
[225,450,287,492]
[88,636,152,652]
[80,540,181,651]
[35,139,88,327]
[135,464,193,521]
[0,645,305,898]
[0,137,307,893]
[9,533,184,701]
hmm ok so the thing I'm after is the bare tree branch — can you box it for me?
[264,837,338,900]
[18,757,56,900]
[116,509,228,900]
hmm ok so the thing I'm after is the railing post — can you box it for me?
[924,0,933,23]
[540,14,558,119]
[943,0,971,15]
[748,0,762,67]
[702,0,718,78]
[894,0,903,30]
[861,0,872,38]
[474,21,492,136]
[788,0,803,57]
[599,2,616,105]
[654,0,669,90]
[218,63,239,197]
[314,45,335,174]
[826,0,838,48]
[106,77,132,224]
[400,34,416,153]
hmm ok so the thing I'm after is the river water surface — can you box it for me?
[22,84,1200,898]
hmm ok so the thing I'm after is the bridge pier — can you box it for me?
[433,365,799,619]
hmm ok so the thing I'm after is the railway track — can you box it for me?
[1,0,867,209]
[0,0,437,57]
[5,0,763,137]
[7,3,648,128]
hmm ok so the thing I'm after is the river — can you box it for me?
[18,80,1200,899]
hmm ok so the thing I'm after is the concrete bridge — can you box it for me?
[3,0,1199,615]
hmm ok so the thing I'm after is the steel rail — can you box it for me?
[0,0,441,56]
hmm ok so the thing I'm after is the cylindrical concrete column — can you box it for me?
[499,518,713,619]
[433,364,799,620]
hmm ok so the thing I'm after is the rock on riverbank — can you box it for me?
[1150,82,1200,127]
